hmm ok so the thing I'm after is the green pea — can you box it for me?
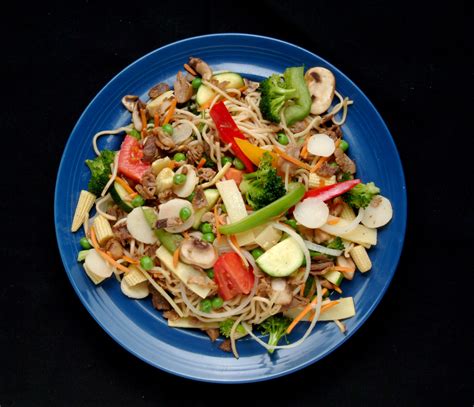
[173,152,186,162]
[251,248,264,259]
[211,297,224,309]
[80,237,92,250]
[131,195,145,207]
[140,256,154,271]
[186,191,196,202]
[285,219,298,229]
[200,223,213,234]
[221,156,233,166]
[206,268,215,279]
[162,123,173,135]
[339,140,349,152]
[277,132,289,145]
[202,232,215,243]
[173,173,187,185]
[192,77,202,89]
[179,206,192,221]
[233,157,245,170]
[200,299,212,313]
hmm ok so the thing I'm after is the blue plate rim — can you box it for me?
[54,33,407,383]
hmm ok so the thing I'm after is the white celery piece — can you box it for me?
[168,317,220,329]
[320,218,377,246]
[254,224,283,250]
[156,246,212,298]
[284,297,356,321]
[216,179,255,246]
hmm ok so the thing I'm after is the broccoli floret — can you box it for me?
[257,315,292,354]
[219,319,245,338]
[344,182,380,209]
[259,73,297,122]
[85,149,116,196]
[326,237,344,251]
[239,152,286,210]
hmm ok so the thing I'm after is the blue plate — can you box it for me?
[55,34,406,383]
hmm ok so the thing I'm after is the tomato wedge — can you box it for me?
[117,135,150,182]
[213,252,254,301]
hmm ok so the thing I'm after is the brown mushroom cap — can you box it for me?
[179,237,218,269]
[304,67,336,115]
[121,95,138,112]
[188,57,212,81]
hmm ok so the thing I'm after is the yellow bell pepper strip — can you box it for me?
[219,182,305,235]
[234,138,278,167]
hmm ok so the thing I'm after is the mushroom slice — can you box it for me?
[148,82,170,100]
[171,122,193,144]
[180,237,218,269]
[146,90,175,118]
[122,95,138,112]
[174,71,193,104]
[158,199,195,233]
[305,67,336,115]
[188,57,212,80]
[173,165,198,198]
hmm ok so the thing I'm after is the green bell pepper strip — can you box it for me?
[283,67,312,126]
[141,208,183,253]
[218,182,305,235]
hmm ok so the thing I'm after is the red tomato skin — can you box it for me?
[213,253,254,301]
[117,135,150,182]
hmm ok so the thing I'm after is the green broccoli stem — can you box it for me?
[283,67,312,126]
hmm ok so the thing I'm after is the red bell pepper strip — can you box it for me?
[209,101,254,172]
[304,179,361,201]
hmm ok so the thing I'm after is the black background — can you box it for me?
[2,1,473,406]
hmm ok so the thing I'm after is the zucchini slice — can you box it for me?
[196,72,245,107]
[109,181,133,213]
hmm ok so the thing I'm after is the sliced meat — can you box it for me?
[141,135,159,163]
[219,339,232,353]
[316,161,338,177]
[148,82,170,99]
[256,276,272,297]
[162,310,180,321]
[204,328,220,342]
[197,167,216,182]
[157,189,176,204]
[104,238,123,260]
[314,229,331,244]
[144,243,159,258]
[112,223,132,245]
[243,78,259,94]
[329,197,344,217]
[151,288,171,311]
[107,206,127,220]
[136,171,156,199]
[186,141,204,164]
[334,147,356,174]
[192,187,208,209]
[188,57,212,80]
[174,71,193,104]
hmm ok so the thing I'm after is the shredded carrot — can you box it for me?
[162,99,177,125]
[182,231,190,239]
[286,288,328,334]
[299,284,305,296]
[273,146,312,171]
[198,99,215,111]
[90,227,130,274]
[154,112,160,128]
[122,255,139,264]
[167,161,176,169]
[238,85,248,92]
[332,266,353,273]
[128,192,138,199]
[173,246,180,268]
[140,108,147,134]
[309,301,340,321]
[114,177,135,195]
[214,205,221,244]
[301,143,308,160]
[196,157,206,169]
[184,63,197,76]
[333,285,343,294]
[327,218,340,225]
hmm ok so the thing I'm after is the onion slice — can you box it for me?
[307,133,335,157]
[294,198,329,229]
[320,208,365,236]
[242,276,323,351]
[303,240,343,257]
[272,222,311,284]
